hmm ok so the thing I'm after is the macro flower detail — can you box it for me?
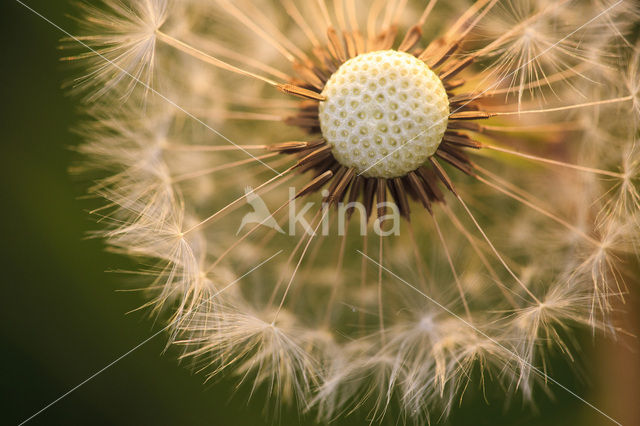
[319,50,449,178]
[66,0,640,423]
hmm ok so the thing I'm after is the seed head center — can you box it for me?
[319,50,449,178]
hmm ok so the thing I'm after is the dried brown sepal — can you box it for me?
[440,57,474,81]
[421,39,460,69]
[268,141,311,153]
[294,145,332,169]
[389,178,411,219]
[312,46,337,74]
[277,84,326,101]
[327,27,347,63]
[437,146,475,176]
[444,78,466,90]
[293,61,325,90]
[398,25,422,52]
[344,31,358,59]
[429,157,457,195]
[449,111,495,120]
[376,178,387,220]
[363,178,377,220]
[325,167,348,200]
[447,120,483,132]
[296,170,334,199]
[406,171,433,213]
[443,132,482,149]
[327,168,355,205]
[381,25,399,50]
[345,175,365,220]
[283,116,320,130]
[416,166,446,203]
[352,30,365,56]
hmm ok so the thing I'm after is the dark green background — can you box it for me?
[2,1,639,425]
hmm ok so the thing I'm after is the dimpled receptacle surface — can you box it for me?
[319,50,449,178]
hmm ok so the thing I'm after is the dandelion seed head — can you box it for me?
[66,0,640,422]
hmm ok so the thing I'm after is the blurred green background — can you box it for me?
[2,1,639,425]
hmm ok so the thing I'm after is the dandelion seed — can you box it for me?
[62,0,169,101]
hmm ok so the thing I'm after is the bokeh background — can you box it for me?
[2,1,639,425]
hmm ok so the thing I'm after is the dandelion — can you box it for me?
[68,0,639,423]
